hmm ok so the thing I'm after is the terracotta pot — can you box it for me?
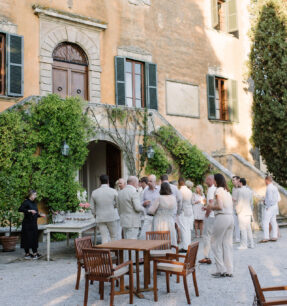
[0,236,18,252]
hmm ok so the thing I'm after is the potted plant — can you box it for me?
[0,207,23,252]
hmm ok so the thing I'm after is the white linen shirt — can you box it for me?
[206,185,216,218]
[265,183,280,208]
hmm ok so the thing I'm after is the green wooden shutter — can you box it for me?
[206,75,216,119]
[211,0,219,28]
[228,79,238,122]
[145,62,158,110]
[6,33,24,96]
[226,0,238,33]
[115,56,126,106]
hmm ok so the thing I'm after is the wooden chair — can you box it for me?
[82,248,133,306]
[153,241,199,304]
[74,236,93,290]
[146,231,179,283]
[146,231,178,257]
[248,265,287,305]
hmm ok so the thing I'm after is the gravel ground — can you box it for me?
[1,229,287,306]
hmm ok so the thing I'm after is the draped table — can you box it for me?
[45,220,96,261]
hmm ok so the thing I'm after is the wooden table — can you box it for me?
[45,221,96,261]
[96,239,169,298]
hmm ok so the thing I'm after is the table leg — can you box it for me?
[66,233,69,247]
[47,231,50,261]
[144,251,150,289]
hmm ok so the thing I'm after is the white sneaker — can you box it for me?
[237,246,247,250]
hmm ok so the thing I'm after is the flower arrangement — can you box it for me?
[78,202,91,213]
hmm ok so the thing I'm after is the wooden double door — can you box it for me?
[52,61,88,100]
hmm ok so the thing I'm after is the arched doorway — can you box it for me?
[79,141,122,200]
[52,42,88,100]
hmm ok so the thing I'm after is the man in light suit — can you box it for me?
[117,176,145,240]
[236,178,254,249]
[90,174,120,244]
[261,175,279,242]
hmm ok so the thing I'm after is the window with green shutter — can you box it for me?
[114,56,157,110]
[211,0,238,38]
[226,0,238,35]
[145,62,158,110]
[0,32,24,97]
[207,75,238,122]
[7,33,24,96]
[115,56,126,106]
[207,75,216,119]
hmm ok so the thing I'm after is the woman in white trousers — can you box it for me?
[178,178,194,252]
[210,173,234,278]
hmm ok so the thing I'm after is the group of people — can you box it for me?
[18,171,281,279]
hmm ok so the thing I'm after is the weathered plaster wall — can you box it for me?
[0,0,253,161]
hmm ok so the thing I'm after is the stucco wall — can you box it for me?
[0,0,253,161]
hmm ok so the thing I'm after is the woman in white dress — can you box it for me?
[210,173,234,278]
[178,178,194,252]
[148,182,177,246]
[192,185,206,238]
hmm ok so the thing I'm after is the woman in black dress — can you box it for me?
[18,190,45,259]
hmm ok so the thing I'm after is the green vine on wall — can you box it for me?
[147,126,210,184]
[0,94,95,226]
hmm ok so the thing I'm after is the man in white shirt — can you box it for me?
[232,176,241,243]
[90,174,119,244]
[236,178,254,249]
[261,175,279,242]
[140,174,160,239]
[199,175,216,264]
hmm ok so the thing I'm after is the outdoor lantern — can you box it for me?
[138,144,143,155]
[61,141,70,156]
[147,146,155,159]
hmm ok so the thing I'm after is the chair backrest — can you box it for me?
[183,242,199,272]
[146,231,171,250]
[82,248,113,278]
[75,236,93,261]
[248,266,266,304]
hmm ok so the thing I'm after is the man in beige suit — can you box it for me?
[236,178,254,249]
[90,174,119,244]
[117,176,145,240]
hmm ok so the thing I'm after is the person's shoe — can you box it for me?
[199,258,212,264]
[237,246,248,250]
[270,238,278,242]
[24,253,32,260]
[179,248,187,253]
[211,272,225,278]
[259,239,269,243]
[32,253,42,260]
[223,273,233,277]
[234,240,240,244]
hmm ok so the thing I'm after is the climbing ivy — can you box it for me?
[147,126,210,184]
[0,95,95,223]
[145,140,171,178]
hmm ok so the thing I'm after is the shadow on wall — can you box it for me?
[226,129,249,160]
